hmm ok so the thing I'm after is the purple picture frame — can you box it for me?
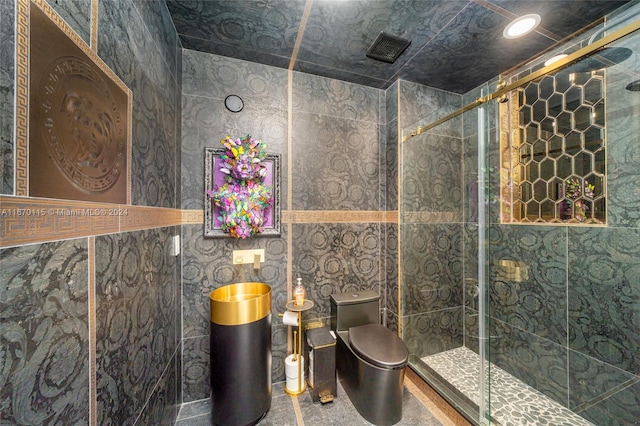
[204,148,281,238]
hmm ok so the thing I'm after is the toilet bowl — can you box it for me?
[330,290,409,426]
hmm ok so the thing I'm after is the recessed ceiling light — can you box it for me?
[544,54,568,66]
[503,14,541,39]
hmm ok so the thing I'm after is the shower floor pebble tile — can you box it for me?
[421,346,594,426]
[175,381,442,425]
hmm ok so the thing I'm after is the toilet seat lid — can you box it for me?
[348,324,408,369]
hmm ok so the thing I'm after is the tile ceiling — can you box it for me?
[165,0,631,94]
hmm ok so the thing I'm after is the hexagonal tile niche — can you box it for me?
[503,69,606,224]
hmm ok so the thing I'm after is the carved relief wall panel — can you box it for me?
[27,2,130,203]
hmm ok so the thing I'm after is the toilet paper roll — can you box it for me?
[285,354,304,392]
[281,310,298,326]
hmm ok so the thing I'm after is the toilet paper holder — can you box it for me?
[280,299,314,396]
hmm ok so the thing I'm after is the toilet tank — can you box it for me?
[330,290,380,331]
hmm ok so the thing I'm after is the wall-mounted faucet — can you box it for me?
[232,249,265,270]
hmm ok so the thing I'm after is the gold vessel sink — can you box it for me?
[210,282,272,326]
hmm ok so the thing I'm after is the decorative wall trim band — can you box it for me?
[88,236,97,426]
[90,0,98,51]
[283,210,398,223]
[182,209,204,224]
[0,196,182,247]
[120,206,182,232]
[402,211,462,224]
[15,0,29,196]
[183,209,399,224]
[1,201,400,248]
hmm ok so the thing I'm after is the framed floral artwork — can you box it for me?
[204,136,281,238]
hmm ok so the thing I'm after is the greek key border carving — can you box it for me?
[15,0,29,196]
[16,0,132,202]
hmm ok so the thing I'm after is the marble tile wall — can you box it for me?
[401,223,463,316]
[403,307,464,358]
[488,225,568,345]
[385,222,399,331]
[180,50,389,403]
[1,0,182,424]
[290,110,379,210]
[487,302,570,407]
[95,226,180,425]
[92,1,183,419]
[398,82,465,359]
[0,239,90,425]
[1,0,14,195]
[567,226,640,422]
[402,132,463,214]
[559,18,640,422]
[569,349,640,424]
[386,81,399,212]
[401,222,464,358]
[460,91,482,355]
[98,0,180,208]
[477,153,640,417]
[399,80,463,134]
[605,29,640,229]
[384,82,399,329]
[46,0,90,44]
[166,0,303,71]
[181,50,288,211]
[291,73,382,210]
[291,69,386,341]
[291,223,382,320]
[4,2,635,424]
[135,350,181,426]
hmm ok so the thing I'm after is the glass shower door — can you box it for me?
[402,7,640,423]
[482,19,640,423]
[400,90,494,424]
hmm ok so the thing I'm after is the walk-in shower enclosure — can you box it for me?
[400,2,640,424]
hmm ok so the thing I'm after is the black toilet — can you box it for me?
[330,290,409,426]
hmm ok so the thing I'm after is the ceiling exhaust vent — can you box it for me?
[366,32,411,64]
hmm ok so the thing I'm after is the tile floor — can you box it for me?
[175,380,443,426]
[422,346,594,426]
